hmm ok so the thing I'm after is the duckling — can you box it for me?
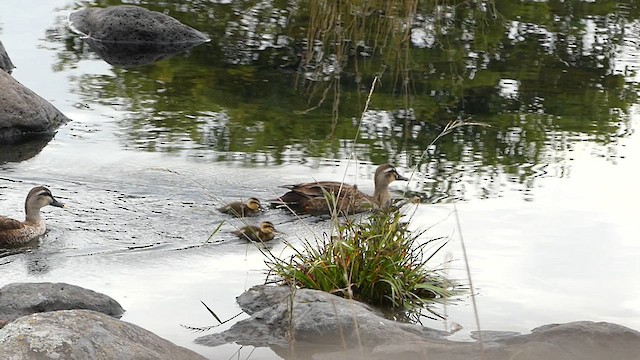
[0,186,65,246]
[270,164,408,215]
[218,197,262,217]
[233,221,276,242]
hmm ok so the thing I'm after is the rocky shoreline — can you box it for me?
[1,282,639,360]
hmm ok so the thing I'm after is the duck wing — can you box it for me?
[282,181,358,199]
[0,216,23,231]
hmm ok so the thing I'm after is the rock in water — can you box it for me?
[0,71,69,143]
[0,282,124,323]
[0,39,15,73]
[69,5,209,44]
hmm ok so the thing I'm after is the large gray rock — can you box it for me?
[69,5,209,44]
[0,309,207,360]
[0,71,70,143]
[0,282,124,323]
[196,285,640,360]
[0,39,15,73]
[195,285,448,348]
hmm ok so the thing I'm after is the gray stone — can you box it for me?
[0,282,124,323]
[69,5,209,44]
[0,39,15,74]
[196,285,640,360]
[0,71,70,143]
[0,309,207,360]
[195,285,449,348]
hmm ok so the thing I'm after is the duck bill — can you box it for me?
[396,174,409,181]
[51,199,66,208]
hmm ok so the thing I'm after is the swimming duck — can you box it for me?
[218,197,262,217]
[0,186,65,246]
[270,164,408,215]
[233,221,276,242]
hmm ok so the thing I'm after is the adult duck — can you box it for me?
[270,164,408,215]
[0,186,65,246]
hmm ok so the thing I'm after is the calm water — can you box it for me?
[1,1,639,358]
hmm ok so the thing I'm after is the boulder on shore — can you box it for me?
[0,71,69,143]
[0,282,124,324]
[0,309,207,360]
[0,39,15,73]
[196,285,640,360]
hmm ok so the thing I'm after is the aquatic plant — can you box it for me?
[266,205,458,314]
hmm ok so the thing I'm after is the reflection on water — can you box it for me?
[1,0,639,359]
[42,0,639,202]
[80,38,208,67]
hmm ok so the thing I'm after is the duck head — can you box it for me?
[374,164,408,188]
[259,221,275,235]
[24,186,64,222]
[246,197,262,211]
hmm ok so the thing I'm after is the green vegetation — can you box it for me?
[266,206,457,314]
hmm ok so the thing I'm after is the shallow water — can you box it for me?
[1,1,639,359]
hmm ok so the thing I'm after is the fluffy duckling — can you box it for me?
[0,186,65,246]
[233,221,276,242]
[270,164,408,215]
[218,197,262,217]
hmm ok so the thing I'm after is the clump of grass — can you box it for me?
[266,205,458,314]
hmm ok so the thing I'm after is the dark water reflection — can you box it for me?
[45,0,639,202]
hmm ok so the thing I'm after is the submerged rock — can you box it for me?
[69,5,209,44]
[0,39,15,74]
[0,309,207,360]
[0,71,69,143]
[196,285,640,360]
[0,282,124,324]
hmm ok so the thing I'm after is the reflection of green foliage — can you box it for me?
[50,0,639,198]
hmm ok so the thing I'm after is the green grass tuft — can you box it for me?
[266,206,459,315]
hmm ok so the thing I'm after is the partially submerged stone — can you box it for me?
[0,39,15,74]
[196,285,640,360]
[0,282,124,323]
[0,71,70,143]
[0,310,207,360]
[195,285,449,348]
[69,5,209,44]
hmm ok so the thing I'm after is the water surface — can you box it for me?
[0,1,639,358]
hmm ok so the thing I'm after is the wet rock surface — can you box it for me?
[0,282,124,323]
[0,39,15,74]
[0,71,69,143]
[69,5,209,44]
[0,309,207,360]
[196,285,640,360]
[196,284,449,348]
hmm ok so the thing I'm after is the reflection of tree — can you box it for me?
[46,0,639,200]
